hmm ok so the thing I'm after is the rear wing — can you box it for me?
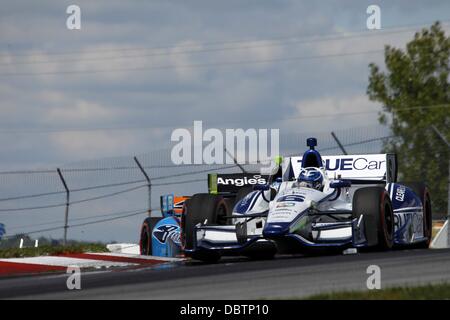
[160,194,190,216]
[208,173,270,195]
[159,173,271,215]
[282,153,397,183]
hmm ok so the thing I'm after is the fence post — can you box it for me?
[134,157,152,216]
[430,125,450,247]
[57,168,70,246]
[224,147,247,173]
[331,132,348,155]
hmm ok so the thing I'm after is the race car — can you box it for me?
[139,172,272,257]
[183,138,433,262]
[139,195,187,257]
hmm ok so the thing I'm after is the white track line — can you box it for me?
[0,256,134,268]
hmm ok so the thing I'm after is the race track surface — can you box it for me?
[2,248,450,299]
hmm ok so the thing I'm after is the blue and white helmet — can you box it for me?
[298,167,324,190]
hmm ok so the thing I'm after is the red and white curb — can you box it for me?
[0,252,184,276]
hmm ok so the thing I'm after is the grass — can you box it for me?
[306,283,450,300]
[0,243,108,259]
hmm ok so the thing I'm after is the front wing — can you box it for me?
[185,211,370,257]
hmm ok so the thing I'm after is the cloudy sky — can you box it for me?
[0,1,449,242]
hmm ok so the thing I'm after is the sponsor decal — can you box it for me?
[296,157,385,171]
[277,195,305,202]
[271,210,293,217]
[213,173,270,193]
[153,225,181,244]
[328,158,385,171]
[276,202,296,208]
[395,185,406,202]
[217,175,267,187]
[395,211,424,237]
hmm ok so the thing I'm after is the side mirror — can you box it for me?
[329,180,351,189]
[253,184,270,191]
[275,177,282,183]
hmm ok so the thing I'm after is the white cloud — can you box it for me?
[49,131,135,159]
[45,100,117,124]
[168,40,204,80]
[287,94,382,133]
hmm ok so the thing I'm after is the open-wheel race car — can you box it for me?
[140,138,432,262]
[182,138,433,262]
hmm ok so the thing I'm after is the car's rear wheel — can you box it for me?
[353,187,394,250]
[401,182,432,248]
[140,217,157,255]
[222,198,236,225]
[181,194,229,262]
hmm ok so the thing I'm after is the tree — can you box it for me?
[367,21,450,215]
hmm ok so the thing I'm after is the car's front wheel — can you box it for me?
[140,217,154,255]
[182,193,229,262]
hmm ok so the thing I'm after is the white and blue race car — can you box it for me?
[183,138,432,262]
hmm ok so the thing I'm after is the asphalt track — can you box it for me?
[2,248,450,299]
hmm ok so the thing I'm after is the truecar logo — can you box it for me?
[171,121,279,165]
[296,157,386,171]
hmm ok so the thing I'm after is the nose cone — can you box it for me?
[263,223,290,238]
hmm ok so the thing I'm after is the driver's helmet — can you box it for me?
[298,168,324,190]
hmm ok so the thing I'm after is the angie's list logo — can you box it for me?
[171,121,279,165]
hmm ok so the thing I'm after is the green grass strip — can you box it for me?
[306,283,450,300]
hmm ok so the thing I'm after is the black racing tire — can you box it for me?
[181,193,228,252]
[244,246,277,260]
[223,197,236,225]
[245,252,276,260]
[139,217,160,255]
[401,182,432,248]
[353,187,394,250]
